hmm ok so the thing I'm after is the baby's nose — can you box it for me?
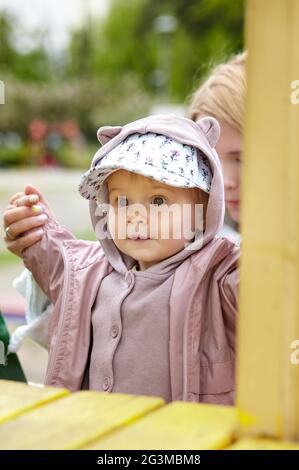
[127,205,147,223]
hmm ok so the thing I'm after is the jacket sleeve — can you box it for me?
[22,217,76,305]
[219,264,239,354]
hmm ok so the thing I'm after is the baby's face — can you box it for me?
[106,170,204,271]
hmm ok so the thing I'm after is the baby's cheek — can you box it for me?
[168,211,184,240]
[107,212,115,238]
[150,208,174,239]
[147,213,158,238]
[108,209,125,239]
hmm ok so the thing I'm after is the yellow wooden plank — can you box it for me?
[85,402,238,450]
[0,391,164,450]
[228,438,299,450]
[0,380,69,425]
[237,0,299,440]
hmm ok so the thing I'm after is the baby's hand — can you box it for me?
[3,184,54,257]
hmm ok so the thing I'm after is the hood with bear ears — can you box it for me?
[82,114,224,276]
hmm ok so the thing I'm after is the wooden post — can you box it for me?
[237,0,299,440]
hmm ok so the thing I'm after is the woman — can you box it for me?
[188,51,246,243]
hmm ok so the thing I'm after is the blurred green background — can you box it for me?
[0,0,244,169]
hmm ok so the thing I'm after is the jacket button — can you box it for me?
[125,271,133,287]
[102,377,111,391]
[111,325,119,338]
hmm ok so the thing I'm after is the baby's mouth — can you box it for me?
[128,235,149,240]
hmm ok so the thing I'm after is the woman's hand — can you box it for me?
[3,184,55,257]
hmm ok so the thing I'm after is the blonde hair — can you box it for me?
[192,187,209,232]
[187,51,247,133]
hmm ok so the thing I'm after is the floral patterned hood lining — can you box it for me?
[79,132,212,200]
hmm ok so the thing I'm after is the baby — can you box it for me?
[3,114,239,404]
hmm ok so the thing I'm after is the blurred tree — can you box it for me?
[67,0,244,101]
[0,75,150,139]
[0,12,52,82]
[67,0,152,83]
[0,0,244,165]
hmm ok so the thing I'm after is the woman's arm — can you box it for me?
[3,184,75,304]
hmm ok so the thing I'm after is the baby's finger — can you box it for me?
[14,194,39,207]
[6,228,44,257]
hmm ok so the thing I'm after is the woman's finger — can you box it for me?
[3,204,44,229]
[4,213,48,241]
[5,204,18,212]
[24,184,54,217]
[5,228,45,257]
[9,192,25,205]
[14,194,40,208]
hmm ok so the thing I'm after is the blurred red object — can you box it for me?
[39,151,59,167]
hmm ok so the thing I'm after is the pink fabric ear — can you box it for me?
[196,116,220,148]
[97,126,123,145]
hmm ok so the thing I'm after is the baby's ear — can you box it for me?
[196,116,220,148]
[97,126,123,145]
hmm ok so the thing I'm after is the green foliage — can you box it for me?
[0,75,150,136]
[67,0,244,101]
[0,139,98,169]
[0,12,52,82]
[0,142,31,167]
[0,1,244,166]
[0,75,150,167]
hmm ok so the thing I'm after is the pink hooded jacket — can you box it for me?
[22,114,239,405]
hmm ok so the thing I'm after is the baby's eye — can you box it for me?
[118,196,129,207]
[150,195,167,206]
[233,152,242,163]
